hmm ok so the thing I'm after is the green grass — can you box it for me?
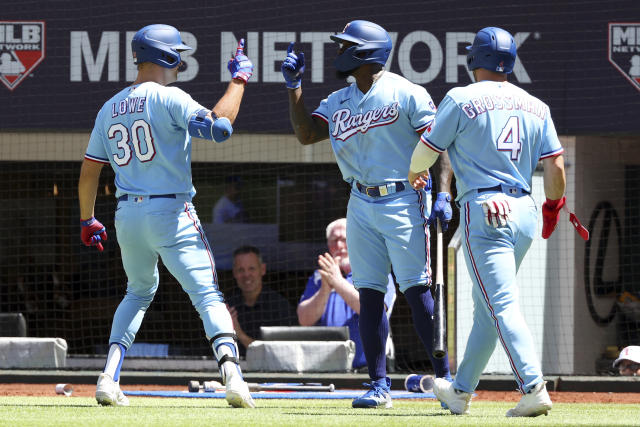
[0,397,638,427]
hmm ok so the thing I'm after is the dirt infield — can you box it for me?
[1,383,640,403]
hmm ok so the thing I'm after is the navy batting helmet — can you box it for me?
[466,27,517,74]
[131,24,192,69]
[330,20,392,73]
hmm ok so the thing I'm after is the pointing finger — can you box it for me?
[287,41,295,54]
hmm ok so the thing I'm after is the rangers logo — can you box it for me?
[0,21,45,91]
[331,102,399,141]
[608,22,640,92]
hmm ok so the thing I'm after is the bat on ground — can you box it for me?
[432,219,447,359]
[188,380,335,393]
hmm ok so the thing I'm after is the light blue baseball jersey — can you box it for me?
[421,81,563,200]
[312,71,436,186]
[85,82,204,198]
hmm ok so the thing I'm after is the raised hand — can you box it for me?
[281,42,305,89]
[227,38,253,83]
[81,216,107,252]
[428,192,453,231]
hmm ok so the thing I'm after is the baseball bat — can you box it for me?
[188,380,335,393]
[432,219,447,359]
[249,383,335,392]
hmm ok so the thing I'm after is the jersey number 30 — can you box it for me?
[496,116,522,161]
[108,120,155,166]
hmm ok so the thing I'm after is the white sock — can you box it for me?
[103,343,123,381]
[220,361,242,385]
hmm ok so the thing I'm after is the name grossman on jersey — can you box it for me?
[461,94,547,121]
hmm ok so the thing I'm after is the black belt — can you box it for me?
[117,194,176,202]
[356,181,405,197]
[477,185,530,195]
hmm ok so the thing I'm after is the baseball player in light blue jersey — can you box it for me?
[409,27,567,417]
[282,20,454,409]
[78,24,255,409]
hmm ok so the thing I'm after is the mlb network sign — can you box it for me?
[609,22,640,91]
[68,30,536,85]
[0,21,45,91]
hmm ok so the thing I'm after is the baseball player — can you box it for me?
[409,27,566,417]
[282,20,453,408]
[77,24,255,408]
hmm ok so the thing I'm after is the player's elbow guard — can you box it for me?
[188,109,233,143]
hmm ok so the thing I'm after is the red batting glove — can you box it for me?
[81,216,107,252]
[541,196,566,239]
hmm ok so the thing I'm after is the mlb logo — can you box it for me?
[608,22,640,92]
[0,21,45,91]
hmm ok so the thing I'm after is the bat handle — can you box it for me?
[436,219,443,285]
[432,219,446,359]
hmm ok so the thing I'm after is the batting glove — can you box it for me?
[541,196,566,239]
[428,192,452,232]
[227,39,253,84]
[81,216,107,252]
[482,194,513,228]
[281,42,305,89]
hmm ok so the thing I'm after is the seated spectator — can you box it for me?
[297,218,396,369]
[212,175,246,223]
[226,245,296,356]
[613,346,640,376]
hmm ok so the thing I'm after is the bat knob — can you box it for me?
[188,380,201,393]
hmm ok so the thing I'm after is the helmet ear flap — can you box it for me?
[159,50,179,67]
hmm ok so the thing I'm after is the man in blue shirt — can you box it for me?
[297,218,395,369]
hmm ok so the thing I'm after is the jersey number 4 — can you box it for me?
[496,116,522,161]
[108,120,155,166]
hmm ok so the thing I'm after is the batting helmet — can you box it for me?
[466,27,517,74]
[131,24,192,69]
[330,20,392,73]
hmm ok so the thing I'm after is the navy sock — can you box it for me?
[358,288,389,381]
[404,285,451,379]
